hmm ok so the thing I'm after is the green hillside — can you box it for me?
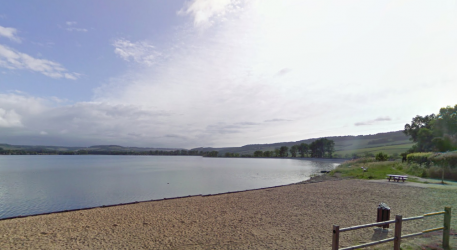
[192,130,413,157]
[1,130,414,157]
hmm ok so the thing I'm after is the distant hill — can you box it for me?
[87,145,183,152]
[0,130,413,157]
[0,144,184,153]
[191,130,413,157]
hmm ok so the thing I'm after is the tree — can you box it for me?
[309,138,335,158]
[279,146,289,157]
[433,105,457,151]
[323,139,335,158]
[205,151,218,157]
[289,145,298,157]
[309,140,321,158]
[404,105,457,152]
[434,105,457,135]
[263,151,272,157]
[254,150,263,157]
[416,128,435,152]
[298,143,309,157]
[375,152,388,161]
[274,148,280,157]
[433,137,455,152]
[403,114,436,142]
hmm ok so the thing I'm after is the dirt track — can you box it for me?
[1,178,456,249]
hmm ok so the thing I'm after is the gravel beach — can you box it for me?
[1,178,456,249]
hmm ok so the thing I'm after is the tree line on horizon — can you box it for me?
[0,148,204,156]
[219,138,335,158]
[0,138,337,158]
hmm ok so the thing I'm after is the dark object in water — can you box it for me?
[320,170,330,173]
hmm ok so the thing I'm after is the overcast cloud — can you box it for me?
[1,0,456,148]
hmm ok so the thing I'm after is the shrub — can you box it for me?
[426,166,457,181]
[339,157,376,168]
[421,169,428,178]
[406,152,434,166]
[405,162,425,177]
[364,152,375,157]
[429,151,457,168]
[375,152,388,161]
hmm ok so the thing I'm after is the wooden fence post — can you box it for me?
[394,215,402,250]
[443,207,451,249]
[332,225,339,250]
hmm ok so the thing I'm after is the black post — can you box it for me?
[377,203,390,229]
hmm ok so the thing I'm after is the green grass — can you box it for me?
[334,138,411,151]
[336,143,414,156]
[333,159,408,180]
[332,157,428,183]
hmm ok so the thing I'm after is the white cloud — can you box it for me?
[66,27,88,32]
[64,21,88,32]
[112,38,160,66]
[0,44,79,79]
[178,0,240,28]
[0,92,181,147]
[264,119,291,123]
[0,25,21,43]
[355,117,392,126]
[0,108,22,127]
[94,0,457,147]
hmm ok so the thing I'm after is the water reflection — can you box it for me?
[0,155,342,219]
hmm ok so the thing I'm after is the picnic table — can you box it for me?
[386,174,408,182]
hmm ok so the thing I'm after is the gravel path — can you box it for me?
[1,179,456,249]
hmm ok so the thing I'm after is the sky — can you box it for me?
[0,0,456,149]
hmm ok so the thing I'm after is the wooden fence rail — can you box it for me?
[332,207,451,250]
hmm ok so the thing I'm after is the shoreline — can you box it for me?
[0,183,299,222]
[211,156,347,162]
[0,158,346,221]
[2,178,455,249]
[0,172,345,222]
[2,175,343,222]
[0,154,349,162]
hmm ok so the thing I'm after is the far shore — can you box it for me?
[1,177,455,249]
[216,156,348,163]
[289,157,347,163]
[1,154,350,163]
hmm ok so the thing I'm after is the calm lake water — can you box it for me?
[0,155,342,219]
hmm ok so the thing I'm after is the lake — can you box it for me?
[0,155,343,219]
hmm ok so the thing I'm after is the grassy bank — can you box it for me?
[331,157,425,182]
[335,143,414,158]
[333,157,457,182]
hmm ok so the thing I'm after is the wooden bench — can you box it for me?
[387,175,408,182]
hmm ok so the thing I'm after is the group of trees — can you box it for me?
[236,138,335,159]
[404,105,457,153]
[309,138,335,158]
[0,147,203,156]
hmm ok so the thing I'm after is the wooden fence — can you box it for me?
[332,207,451,250]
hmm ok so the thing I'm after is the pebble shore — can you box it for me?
[1,177,456,249]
